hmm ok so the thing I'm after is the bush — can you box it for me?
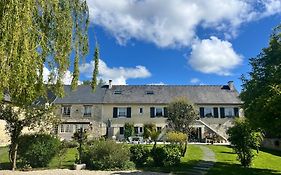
[81,140,132,170]
[18,133,61,168]
[151,144,181,167]
[227,118,263,167]
[64,140,79,148]
[130,145,150,166]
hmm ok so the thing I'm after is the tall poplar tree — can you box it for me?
[0,0,91,170]
[91,43,100,91]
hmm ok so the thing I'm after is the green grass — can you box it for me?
[48,148,78,169]
[207,145,281,175]
[140,144,204,173]
[0,146,78,170]
[0,146,10,170]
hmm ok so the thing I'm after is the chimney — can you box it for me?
[109,80,112,89]
[228,81,234,91]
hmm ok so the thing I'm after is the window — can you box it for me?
[204,107,213,117]
[139,127,143,133]
[60,124,64,133]
[155,107,164,117]
[157,127,162,132]
[120,127,124,135]
[84,106,92,116]
[225,108,234,117]
[146,91,154,95]
[114,90,122,94]
[62,106,71,115]
[118,107,127,117]
[139,108,143,114]
[65,124,73,132]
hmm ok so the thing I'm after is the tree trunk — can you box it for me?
[9,143,18,171]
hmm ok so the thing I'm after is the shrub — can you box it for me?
[81,140,132,170]
[227,118,263,167]
[124,123,134,140]
[18,133,61,168]
[151,144,181,167]
[130,145,150,166]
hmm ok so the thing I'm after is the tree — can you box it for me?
[124,123,134,140]
[167,97,198,156]
[0,0,92,170]
[227,118,263,167]
[143,123,160,147]
[91,43,100,91]
[240,25,281,138]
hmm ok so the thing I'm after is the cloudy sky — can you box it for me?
[48,0,281,91]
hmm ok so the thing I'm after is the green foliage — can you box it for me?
[81,140,132,170]
[143,123,157,139]
[91,44,100,91]
[150,145,181,167]
[130,145,150,166]
[240,25,281,137]
[166,131,187,144]
[227,119,263,167]
[124,123,134,140]
[167,97,198,133]
[17,133,61,168]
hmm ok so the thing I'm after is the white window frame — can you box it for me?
[225,107,234,117]
[118,107,127,117]
[84,105,92,116]
[62,106,71,115]
[155,107,164,117]
[204,107,213,117]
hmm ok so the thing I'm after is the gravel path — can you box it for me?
[0,169,169,175]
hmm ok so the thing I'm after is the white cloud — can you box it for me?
[43,67,79,85]
[147,82,166,85]
[79,59,151,85]
[188,36,243,76]
[87,0,280,48]
[190,78,200,84]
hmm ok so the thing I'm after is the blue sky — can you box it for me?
[49,1,281,92]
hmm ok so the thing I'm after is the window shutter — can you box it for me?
[150,107,155,118]
[113,107,118,118]
[127,107,131,118]
[213,107,219,118]
[234,107,239,117]
[199,107,204,118]
[164,107,168,117]
[220,107,225,118]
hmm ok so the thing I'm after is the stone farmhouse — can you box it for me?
[54,80,243,143]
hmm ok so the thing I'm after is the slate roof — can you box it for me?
[53,85,106,104]
[53,83,242,105]
[103,85,242,105]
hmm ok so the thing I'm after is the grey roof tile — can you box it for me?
[53,84,242,105]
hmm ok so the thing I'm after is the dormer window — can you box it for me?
[114,90,122,94]
[146,91,154,95]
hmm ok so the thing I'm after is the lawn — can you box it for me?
[0,146,78,170]
[140,144,204,173]
[207,145,281,175]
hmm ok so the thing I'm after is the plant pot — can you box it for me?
[73,163,86,170]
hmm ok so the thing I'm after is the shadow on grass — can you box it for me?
[208,161,281,175]
[0,162,11,170]
[260,147,281,157]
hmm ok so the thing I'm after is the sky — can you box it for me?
[46,0,281,92]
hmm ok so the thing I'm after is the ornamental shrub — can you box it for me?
[130,145,150,166]
[227,118,263,167]
[18,133,60,168]
[81,140,133,170]
[151,144,181,167]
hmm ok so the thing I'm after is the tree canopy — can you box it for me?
[240,24,281,138]
[0,0,90,106]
